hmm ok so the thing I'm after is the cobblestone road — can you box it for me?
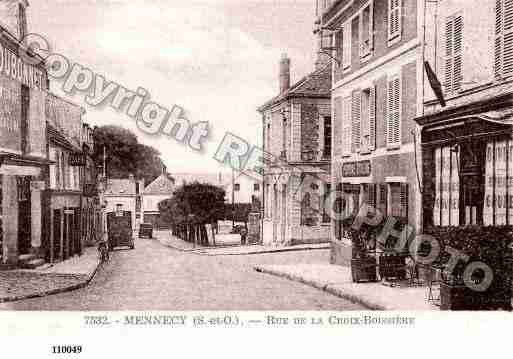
[0,238,362,310]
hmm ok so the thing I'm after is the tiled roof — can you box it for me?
[144,174,175,195]
[105,179,136,196]
[258,64,332,112]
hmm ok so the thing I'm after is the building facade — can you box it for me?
[104,175,144,231]
[143,173,175,229]
[0,0,52,268]
[258,53,332,246]
[318,0,424,261]
[416,0,513,230]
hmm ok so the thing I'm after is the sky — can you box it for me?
[28,0,319,174]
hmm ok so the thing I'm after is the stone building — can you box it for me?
[0,0,50,269]
[317,0,424,263]
[415,0,513,229]
[143,173,175,229]
[258,53,332,246]
[104,175,144,231]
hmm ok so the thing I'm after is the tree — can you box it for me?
[158,182,226,226]
[92,125,165,184]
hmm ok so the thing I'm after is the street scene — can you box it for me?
[1,0,513,313]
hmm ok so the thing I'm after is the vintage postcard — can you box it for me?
[0,0,512,356]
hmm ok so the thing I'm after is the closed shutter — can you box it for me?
[369,85,376,151]
[387,76,401,147]
[444,15,463,93]
[351,91,361,153]
[333,97,343,157]
[342,23,351,69]
[388,0,402,40]
[369,1,374,51]
[378,183,388,217]
[342,96,352,156]
[496,0,513,78]
[400,183,409,219]
[336,29,343,68]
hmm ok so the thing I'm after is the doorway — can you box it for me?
[17,176,31,255]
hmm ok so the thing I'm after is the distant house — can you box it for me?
[172,172,261,205]
[104,175,144,229]
[143,173,175,229]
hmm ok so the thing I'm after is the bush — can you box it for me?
[424,226,513,285]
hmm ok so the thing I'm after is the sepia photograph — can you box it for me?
[0,1,513,351]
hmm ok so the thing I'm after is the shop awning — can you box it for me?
[415,92,513,128]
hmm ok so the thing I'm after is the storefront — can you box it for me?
[416,93,513,229]
[0,33,48,268]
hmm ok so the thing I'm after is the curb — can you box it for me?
[158,238,330,256]
[0,259,101,304]
[254,265,386,310]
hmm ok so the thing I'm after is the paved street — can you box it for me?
[0,237,363,311]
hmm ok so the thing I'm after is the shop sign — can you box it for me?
[342,160,371,177]
[0,44,45,91]
[0,74,21,153]
[69,153,86,166]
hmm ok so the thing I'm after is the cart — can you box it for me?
[107,211,135,250]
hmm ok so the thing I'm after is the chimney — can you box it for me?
[279,53,291,94]
[315,33,330,71]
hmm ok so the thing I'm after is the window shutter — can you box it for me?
[342,97,352,156]
[387,76,401,147]
[496,0,504,78]
[400,183,409,218]
[496,0,513,78]
[369,85,376,151]
[369,1,374,51]
[444,18,454,91]
[336,29,343,68]
[378,183,388,217]
[388,0,402,40]
[445,15,463,93]
[333,97,343,157]
[342,23,352,69]
[351,91,361,153]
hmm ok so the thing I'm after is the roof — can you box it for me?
[258,64,332,112]
[144,173,175,195]
[105,179,136,196]
[172,172,230,187]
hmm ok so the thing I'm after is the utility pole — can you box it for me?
[232,168,235,229]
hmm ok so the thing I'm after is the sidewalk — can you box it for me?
[254,264,436,310]
[157,232,330,256]
[0,246,100,303]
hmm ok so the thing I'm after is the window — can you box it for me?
[389,183,408,219]
[253,183,260,192]
[340,22,351,70]
[282,117,287,158]
[444,14,463,93]
[323,116,332,158]
[351,91,361,153]
[234,183,240,192]
[359,3,374,58]
[342,96,352,156]
[388,0,402,42]
[266,123,271,153]
[18,4,27,39]
[360,86,376,153]
[386,74,401,148]
[495,0,513,79]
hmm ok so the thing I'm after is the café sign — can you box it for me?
[342,160,372,177]
[0,43,45,90]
